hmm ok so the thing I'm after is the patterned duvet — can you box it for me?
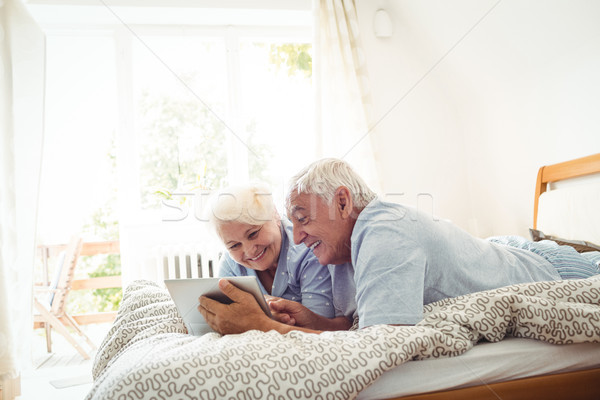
[87,277,600,400]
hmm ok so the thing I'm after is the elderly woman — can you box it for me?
[208,183,338,321]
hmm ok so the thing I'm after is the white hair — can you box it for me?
[208,183,278,229]
[286,158,376,209]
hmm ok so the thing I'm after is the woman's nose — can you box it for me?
[242,242,256,257]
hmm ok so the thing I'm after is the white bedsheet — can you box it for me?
[358,337,600,399]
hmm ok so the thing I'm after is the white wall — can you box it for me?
[357,0,600,237]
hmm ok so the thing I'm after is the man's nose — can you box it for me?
[292,222,306,245]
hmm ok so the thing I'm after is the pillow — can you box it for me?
[530,228,600,253]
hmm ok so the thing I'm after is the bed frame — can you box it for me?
[388,153,600,400]
[533,153,600,229]
[398,368,600,400]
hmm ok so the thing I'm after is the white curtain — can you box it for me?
[314,0,382,193]
[0,0,45,384]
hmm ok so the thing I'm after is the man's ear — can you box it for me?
[335,186,353,218]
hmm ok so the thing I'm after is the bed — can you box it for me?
[86,154,600,400]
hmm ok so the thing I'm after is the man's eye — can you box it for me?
[298,216,308,224]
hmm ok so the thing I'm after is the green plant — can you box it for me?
[67,134,122,315]
[268,43,312,78]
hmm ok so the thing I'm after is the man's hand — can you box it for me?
[269,298,352,331]
[263,295,295,326]
[198,279,274,335]
[267,298,315,327]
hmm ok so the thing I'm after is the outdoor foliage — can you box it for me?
[138,86,229,208]
[269,43,312,78]
[67,135,122,315]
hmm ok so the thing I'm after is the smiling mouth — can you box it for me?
[247,248,266,262]
[309,240,322,251]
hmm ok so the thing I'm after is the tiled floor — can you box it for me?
[18,324,111,400]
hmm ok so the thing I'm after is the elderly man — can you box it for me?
[199,158,594,334]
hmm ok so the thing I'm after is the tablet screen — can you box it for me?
[164,276,272,336]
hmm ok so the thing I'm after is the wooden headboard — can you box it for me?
[533,153,600,229]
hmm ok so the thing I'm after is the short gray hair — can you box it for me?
[208,183,278,229]
[286,158,376,209]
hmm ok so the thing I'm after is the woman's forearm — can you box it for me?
[263,315,351,334]
[313,315,352,331]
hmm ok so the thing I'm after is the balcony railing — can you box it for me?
[35,240,121,327]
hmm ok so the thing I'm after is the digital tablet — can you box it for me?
[164,276,272,336]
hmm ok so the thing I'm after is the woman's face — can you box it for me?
[218,219,282,272]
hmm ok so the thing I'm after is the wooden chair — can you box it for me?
[33,235,97,360]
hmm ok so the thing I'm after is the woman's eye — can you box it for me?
[248,230,259,239]
[229,243,240,250]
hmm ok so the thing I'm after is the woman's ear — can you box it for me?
[335,186,353,219]
[273,207,281,227]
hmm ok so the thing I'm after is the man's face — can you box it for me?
[287,192,352,265]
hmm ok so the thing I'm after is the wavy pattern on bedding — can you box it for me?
[87,278,600,400]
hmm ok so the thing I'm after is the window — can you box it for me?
[37,32,118,243]
[126,28,314,215]
[131,33,230,210]
[30,2,314,280]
